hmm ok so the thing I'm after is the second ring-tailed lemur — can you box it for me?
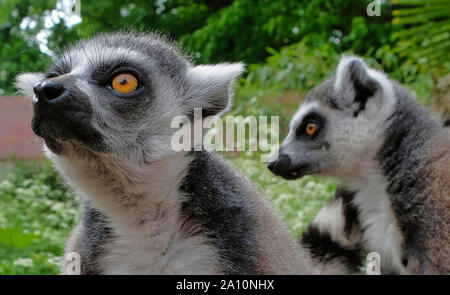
[16,32,319,274]
[269,56,450,274]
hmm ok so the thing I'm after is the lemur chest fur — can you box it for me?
[350,177,407,274]
[58,154,220,274]
[98,201,219,275]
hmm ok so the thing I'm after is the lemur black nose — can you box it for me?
[268,154,292,174]
[33,82,67,102]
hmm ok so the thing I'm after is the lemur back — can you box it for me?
[269,56,450,274]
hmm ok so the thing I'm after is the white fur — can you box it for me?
[47,147,220,274]
[327,58,396,179]
[334,56,395,121]
[334,55,363,92]
[15,73,43,98]
[101,210,219,275]
[347,170,408,274]
[313,198,361,248]
[186,63,245,115]
[325,106,390,179]
[289,101,319,131]
[187,63,245,85]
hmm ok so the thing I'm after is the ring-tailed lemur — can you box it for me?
[268,56,450,274]
[16,32,317,275]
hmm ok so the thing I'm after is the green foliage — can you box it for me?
[36,0,395,64]
[232,157,336,236]
[1,0,448,104]
[393,0,450,70]
[0,0,396,94]
[0,160,79,274]
[233,37,341,136]
[0,0,54,94]
[181,0,394,63]
[51,0,229,42]
[0,227,39,248]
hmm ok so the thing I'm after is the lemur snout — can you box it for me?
[32,79,91,120]
[269,154,312,180]
[268,154,298,179]
[268,154,291,172]
[30,78,101,153]
[33,82,67,103]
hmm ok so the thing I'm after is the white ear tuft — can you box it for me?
[186,63,245,117]
[15,73,43,98]
[334,55,367,91]
[189,62,245,84]
[333,55,396,117]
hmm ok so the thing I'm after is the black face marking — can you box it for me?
[179,151,259,274]
[378,85,442,273]
[80,203,113,275]
[296,111,326,139]
[90,61,147,89]
[300,225,364,272]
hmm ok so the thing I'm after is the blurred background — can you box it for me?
[0,0,448,274]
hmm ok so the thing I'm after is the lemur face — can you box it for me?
[16,32,243,160]
[269,56,397,181]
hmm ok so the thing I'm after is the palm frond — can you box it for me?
[392,0,450,70]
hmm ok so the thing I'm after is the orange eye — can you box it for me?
[306,122,318,136]
[111,73,138,93]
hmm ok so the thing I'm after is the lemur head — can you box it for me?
[16,32,244,162]
[269,56,396,181]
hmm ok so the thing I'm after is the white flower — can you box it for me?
[0,180,14,191]
[13,258,34,268]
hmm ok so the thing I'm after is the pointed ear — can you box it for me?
[334,57,382,115]
[15,72,44,98]
[185,63,245,117]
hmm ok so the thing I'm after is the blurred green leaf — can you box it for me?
[0,227,39,248]
[393,0,450,72]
